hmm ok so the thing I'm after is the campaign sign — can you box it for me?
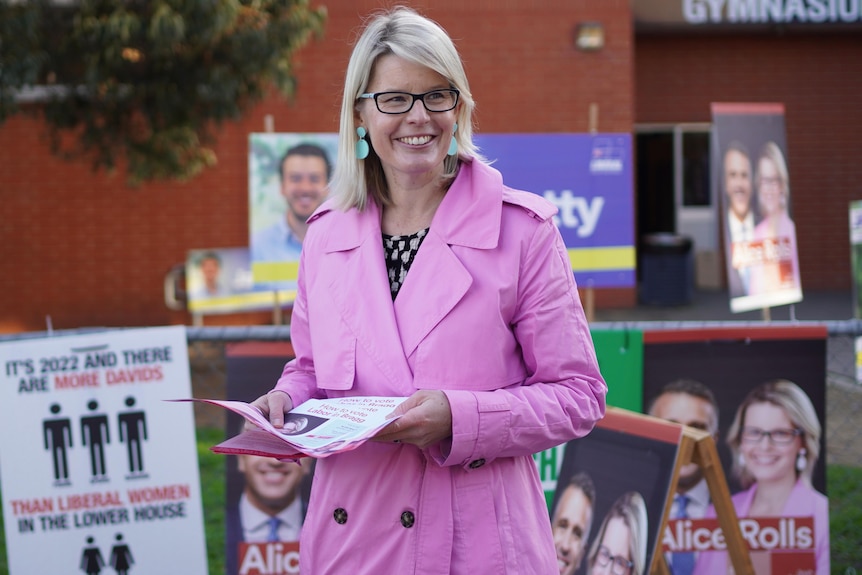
[712,103,802,313]
[474,133,635,288]
[0,326,208,574]
[550,409,682,575]
[186,247,291,315]
[224,342,313,575]
[249,133,339,288]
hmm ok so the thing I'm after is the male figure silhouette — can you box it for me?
[118,396,148,477]
[81,400,110,481]
[43,403,73,485]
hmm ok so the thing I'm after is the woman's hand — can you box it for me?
[373,390,452,449]
[246,390,293,431]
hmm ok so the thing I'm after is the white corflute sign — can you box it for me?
[0,326,208,574]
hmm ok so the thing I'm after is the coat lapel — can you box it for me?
[393,160,504,358]
[316,160,506,381]
[393,230,473,358]
[319,201,414,390]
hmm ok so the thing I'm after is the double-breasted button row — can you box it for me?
[331,508,415,528]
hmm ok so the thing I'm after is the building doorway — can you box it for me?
[635,123,721,288]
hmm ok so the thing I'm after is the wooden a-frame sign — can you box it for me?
[570,408,755,575]
[644,411,756,575]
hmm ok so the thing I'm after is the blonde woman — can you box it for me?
[248,7,606,573]
[749,142,801,295]
[586,491,648,575]
[693,379,828,575]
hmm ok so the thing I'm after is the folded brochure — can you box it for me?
[178,396,406,459]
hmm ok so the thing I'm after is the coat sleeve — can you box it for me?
[431,215,607,469]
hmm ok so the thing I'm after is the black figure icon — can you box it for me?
[80,399,110,482]
[109,533,134,575]
[43,403,73,486]
[118,396,149,479]
[80,535,105,575]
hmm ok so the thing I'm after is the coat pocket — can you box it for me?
[314,336,357,391]
[452,482,507,574]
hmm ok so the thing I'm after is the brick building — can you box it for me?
[1,0,859,333]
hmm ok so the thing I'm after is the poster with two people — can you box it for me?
[713,103,803,313]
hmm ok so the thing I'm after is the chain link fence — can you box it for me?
[2,321,859,467]
[181,321,862,469]
[823,331,861,467]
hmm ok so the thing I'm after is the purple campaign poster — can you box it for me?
[474,134,635,288]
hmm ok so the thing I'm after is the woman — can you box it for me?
[586,491,648,575]
[749,141,801,295]
[693,379,828,575]
[249,7,607,574]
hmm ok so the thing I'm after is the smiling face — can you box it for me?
[280,154,329,223]
[199,257,221,290]
[724,148,753,222]
[740,402,801,485]
[553,485,594,575]
[757,156,785,217]
[592,516,632,575]
[238,454,307,514]
[649,392,717,490]
[356,54,458,190]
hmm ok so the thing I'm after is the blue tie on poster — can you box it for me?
[474,133,635,289]
[671,494,695,575]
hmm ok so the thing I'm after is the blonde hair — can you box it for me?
[755,141,791,214]
[587,491,648,575]
[727,379,821,488]
[330,6,480,210]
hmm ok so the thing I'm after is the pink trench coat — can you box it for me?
[274,159,607,574]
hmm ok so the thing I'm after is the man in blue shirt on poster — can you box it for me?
[251,143,331,263]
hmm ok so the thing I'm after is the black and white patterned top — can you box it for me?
[383,228,429,300]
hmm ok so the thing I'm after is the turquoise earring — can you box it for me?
[356,127,369,159]
[447,123,458,156]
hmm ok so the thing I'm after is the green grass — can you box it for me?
[828,464,862,574]
[197,426,227,575]
[0,436,859,574]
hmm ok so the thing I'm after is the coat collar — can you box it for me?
[314,159,504,254]
[309,160,505,380]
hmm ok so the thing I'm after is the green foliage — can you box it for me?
[827,463,862,574]
[0,1,45,120]
[0,0,326,185]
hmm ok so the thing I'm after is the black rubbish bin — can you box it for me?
[639,233,694,306]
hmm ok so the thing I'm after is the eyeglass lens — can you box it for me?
[373,90,458,114]
[597,546,632,575]
[741,427,800,444]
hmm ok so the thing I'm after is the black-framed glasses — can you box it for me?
[740,426,802,445]
[595,546,633,575]
[358,89,460,115]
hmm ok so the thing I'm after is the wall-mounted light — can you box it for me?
[575,22,605,51]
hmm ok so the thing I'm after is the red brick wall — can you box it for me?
[0,0,635,332]
[636,31,862,292]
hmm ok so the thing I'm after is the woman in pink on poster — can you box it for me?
[693,379,829,575]
[748,142,801,295]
